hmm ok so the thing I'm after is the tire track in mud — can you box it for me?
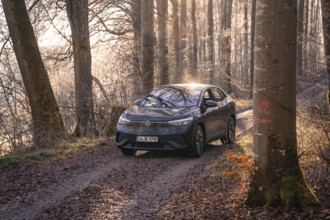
[0,154,133,220]
[1,111,253,220]
[121,112,253,219]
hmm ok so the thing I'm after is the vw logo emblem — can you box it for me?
[145,120,151,127]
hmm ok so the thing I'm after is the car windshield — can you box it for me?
[139,86,200,108]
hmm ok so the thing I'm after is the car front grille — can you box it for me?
[128,121,170,129]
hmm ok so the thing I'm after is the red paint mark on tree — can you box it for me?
[255,117,272,123]
[255,99,272,123]
[258,99,271,115]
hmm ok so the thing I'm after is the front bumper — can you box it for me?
[115,118,196,151]
[116,132,190,151]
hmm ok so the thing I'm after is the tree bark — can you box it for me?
[179,0,187,83]
[141,0,154,94]
[321,0,330,107]
[170,0,180,83]
[131,0,143,101]
[297,0,305,76]
[246,0,319,208]
[1,0,66,147]
[243,0,249,94]
[221,0,233,94]
[304,0,309,75]
[191,0,198,81]
[66,0,96,137]
[157,0,169,85]
[207,0,214,84]
[249,0,256,98]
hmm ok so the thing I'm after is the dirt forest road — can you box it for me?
[0,111,253,220]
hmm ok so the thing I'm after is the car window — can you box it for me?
[202,89,213,104]
[139,87,199,108]
[211,88,226,102]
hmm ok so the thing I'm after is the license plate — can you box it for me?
[136,136,158,143]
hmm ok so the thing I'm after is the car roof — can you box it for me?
[163,83,214,91]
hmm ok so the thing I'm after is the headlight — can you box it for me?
[118,115,131,125]
[168,117,193,126]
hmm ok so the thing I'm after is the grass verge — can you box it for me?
[0,137,108,168]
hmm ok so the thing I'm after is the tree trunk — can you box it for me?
[201,0,208,82]
[191,0,198,81]
[312,1,320,74]
[207,0,214,84]
[141,0,154,94]
[246,0,319,208]
[1,0,66,147]
[171,0,180,83]
[249,0,256,98]
[221,0,233,94]
[179,0,187,83]
[157,0,169,85]
[66,0,96,137]
[297,0,305,76]
[243,0,249,95]
[321,0,330,106]
[131,0,143,101]
[304,0,309,75]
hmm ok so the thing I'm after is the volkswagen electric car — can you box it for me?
[115,84,236,157]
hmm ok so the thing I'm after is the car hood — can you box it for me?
[123,106,198,121]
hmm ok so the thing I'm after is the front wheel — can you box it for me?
[221,117,236,145]
[189,125,204,158]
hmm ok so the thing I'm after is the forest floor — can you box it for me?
[0,95,329,219]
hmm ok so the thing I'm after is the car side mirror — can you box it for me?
[134,99,142,106]
[204,100,217,108]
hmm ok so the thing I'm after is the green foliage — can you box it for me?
[0,138,107,168]
[0,150,53,168]
[0,156,24,167]
[25,151,52,161]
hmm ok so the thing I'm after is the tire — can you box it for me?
[121,148,136,156]
[221,117,236,145]
[189,125,204,158]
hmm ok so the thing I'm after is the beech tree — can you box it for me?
[141,0,154,94]
[246,0,319,207]
[297,0,304,76]
[321,0,330,106]
[157,0,169,85]
[220,0,233,94]
[249,0,256,98]
[304,0,309,73]
[1,0,66,146]
[243,0,249,92]
[207,0,214,84]
[170,0,180,83]
[66,0,96,137]
[130,0,143,100]
[191,0,198,81]
[179,0,187,82]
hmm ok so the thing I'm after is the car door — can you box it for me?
[211,88,228,137]
[201,89,219,142]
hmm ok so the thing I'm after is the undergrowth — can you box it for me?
[203,107,329,200]
[0,137,108,168]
